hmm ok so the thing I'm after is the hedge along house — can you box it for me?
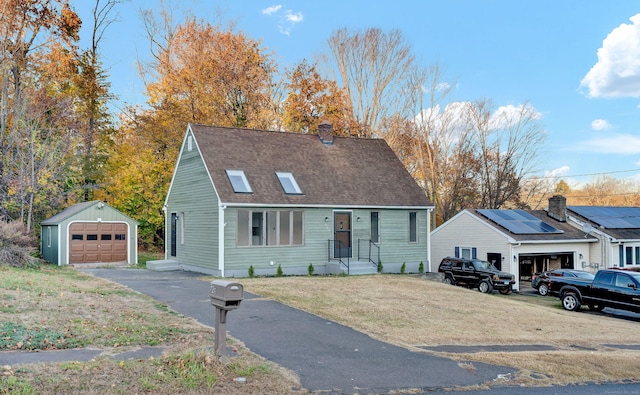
[40,200,139,266]
[154,122,433,277]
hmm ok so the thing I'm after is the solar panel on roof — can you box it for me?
[477,209,564,235]
[568,206,640,229]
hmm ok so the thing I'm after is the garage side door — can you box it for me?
[69,222,128,263]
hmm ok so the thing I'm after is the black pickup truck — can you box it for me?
[548,269,640,313]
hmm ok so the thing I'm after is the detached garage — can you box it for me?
[41,200,138,266]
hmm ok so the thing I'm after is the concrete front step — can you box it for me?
[146,259,181,271]
[338,261,378,275]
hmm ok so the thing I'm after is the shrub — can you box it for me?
[419,261,424,274]
[276,264,283,277]
[377,260,383,273]
[248,265,255,278]
[308,263,315,276]
[0,221,40,268]
[400,262,406,274]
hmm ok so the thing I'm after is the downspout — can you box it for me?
[427,207,432,272]
[162,205,168,260]
[511,242,521,291]
[219,203,226,277]
[57,224,62,266]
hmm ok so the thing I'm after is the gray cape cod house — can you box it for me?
[152,122,433,277]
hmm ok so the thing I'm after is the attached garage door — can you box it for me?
[69,222,128,264]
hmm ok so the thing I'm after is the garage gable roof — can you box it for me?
[188,123,432,208]
[41,201,138,226]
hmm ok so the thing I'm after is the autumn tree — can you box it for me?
[72,0,121,202]
[465,99,546,209]
[282,59,353,135]
[100,9,278,248]
[0,0,82,230]
[143,15,276,129]
[324,27,416,137]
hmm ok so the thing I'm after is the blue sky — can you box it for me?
[70,1,640,186]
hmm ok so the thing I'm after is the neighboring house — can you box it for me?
[565,204,640,270]
[153,122,433,277]
[41,200,138,266]
[431,196,598,290]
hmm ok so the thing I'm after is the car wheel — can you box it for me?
[478,280,493,293]
[499,286,512,295]
[442,276,454,285]
[561,293,581,311]
[538,283,549,296]
[588,304,604,312]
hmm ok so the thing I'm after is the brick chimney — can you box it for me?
[547,195,567,222]
[318,121,333,145]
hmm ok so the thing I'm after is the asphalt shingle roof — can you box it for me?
[189,124,431,208]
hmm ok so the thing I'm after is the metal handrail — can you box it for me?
[328,239,350,274]
[358,239,380,267]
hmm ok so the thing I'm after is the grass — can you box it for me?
[3,265,640,393]
[0,265,304,395]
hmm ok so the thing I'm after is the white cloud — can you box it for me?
[262,5,282,15]
[580,14,640,98]
[414,102,542,133]
[285,11,303,23]
[544,166,571,178]
[261,5,303,35]
[591,119,612,130]
[488,104,542,129]
[577,133,640,154]
[413,101,469,132]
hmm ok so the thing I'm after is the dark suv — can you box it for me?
[438,257,516,294]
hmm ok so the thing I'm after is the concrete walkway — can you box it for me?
[2,268,517,394]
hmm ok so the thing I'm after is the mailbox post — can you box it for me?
[209,280,243,355]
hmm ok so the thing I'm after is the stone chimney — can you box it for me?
[318,121,333,145]
[547,195,567,222]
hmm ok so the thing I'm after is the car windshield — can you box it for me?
[573,271,595,279]
[472,260,497,270]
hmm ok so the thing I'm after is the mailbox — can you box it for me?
[210,280,243,310]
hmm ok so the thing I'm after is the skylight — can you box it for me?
[276,172,302,194]
[226,170,252,193]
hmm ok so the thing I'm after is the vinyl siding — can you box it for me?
[431,211,510,270]
[222,207,429,275]
[374,209,429,266]
[223,208,333,273]
[166,131,220,270]
[41,225,59,264]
